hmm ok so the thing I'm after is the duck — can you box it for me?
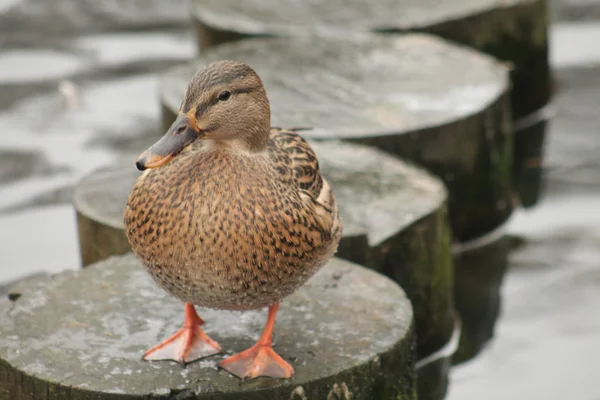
[123,60,342,379]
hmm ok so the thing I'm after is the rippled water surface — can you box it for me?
[0,1,599,398]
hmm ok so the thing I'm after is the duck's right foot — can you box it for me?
[143,303,222,365]
[218,342,294,379]
[217,303,294,379]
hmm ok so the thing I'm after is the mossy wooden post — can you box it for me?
[159,34,512,242]
[0,255,416,399]
[191,0,551,207]
[74,141,455,396]
[451,231,510,364]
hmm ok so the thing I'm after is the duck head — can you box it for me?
[136,60,271,171]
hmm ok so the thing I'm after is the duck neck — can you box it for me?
[243,125,270,152]
[207,127,270,154]
[241,89,271,152]
[214,119,270,153]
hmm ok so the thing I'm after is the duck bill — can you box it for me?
[135,114,202,171]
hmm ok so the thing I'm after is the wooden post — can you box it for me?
[159,34,513,242]
[0,255,416,399]
[189,0,552,208]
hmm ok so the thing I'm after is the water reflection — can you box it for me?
[513,117,549,208]
[452,234,510,364]
[418,358,451,400]
[448,194,600,399]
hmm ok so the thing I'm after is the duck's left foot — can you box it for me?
[217,303,294,379]
[143,303,222,365]
[218,343,294,379]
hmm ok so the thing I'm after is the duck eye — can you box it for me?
[217,90,231,101]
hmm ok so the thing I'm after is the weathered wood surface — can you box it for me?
[191,0,550,119]
[74,140,454,362]
[159,34,513,242]
[190,0,552,210]
[451,232,510,364]
[0,254,416,399]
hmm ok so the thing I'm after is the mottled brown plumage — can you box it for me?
[125,127,341,309]
[123,60,342,379]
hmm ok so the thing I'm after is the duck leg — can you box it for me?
[218,303,294,379]
[143,302,222,365]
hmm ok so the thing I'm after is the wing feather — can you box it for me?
[268,128,323,199]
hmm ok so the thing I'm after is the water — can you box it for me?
[0,4,195,284]
[0,1,599,398]
[447,11,600,399]
[449,195,600,399]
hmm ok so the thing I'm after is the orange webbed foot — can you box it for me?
[218,343,294,379]
[218,303,293,379]
[143,303,222,365]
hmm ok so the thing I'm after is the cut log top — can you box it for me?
[75,140,446,247]
[191,0,551,121]
[0,254,415,399]
[160,34,508,139]
[192,0,524,36]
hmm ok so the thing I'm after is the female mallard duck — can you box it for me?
[123,60,342,379]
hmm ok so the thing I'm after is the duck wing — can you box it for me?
[268,128,323,198]
[267,128,341,238]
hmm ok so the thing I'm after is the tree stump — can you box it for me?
[190,0,552,207]
[74,140,453,361]
[451,231,510,364]
[159,34,512,242]
[0,254,416,399]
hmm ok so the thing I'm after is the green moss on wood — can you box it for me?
[369,206,455,358]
